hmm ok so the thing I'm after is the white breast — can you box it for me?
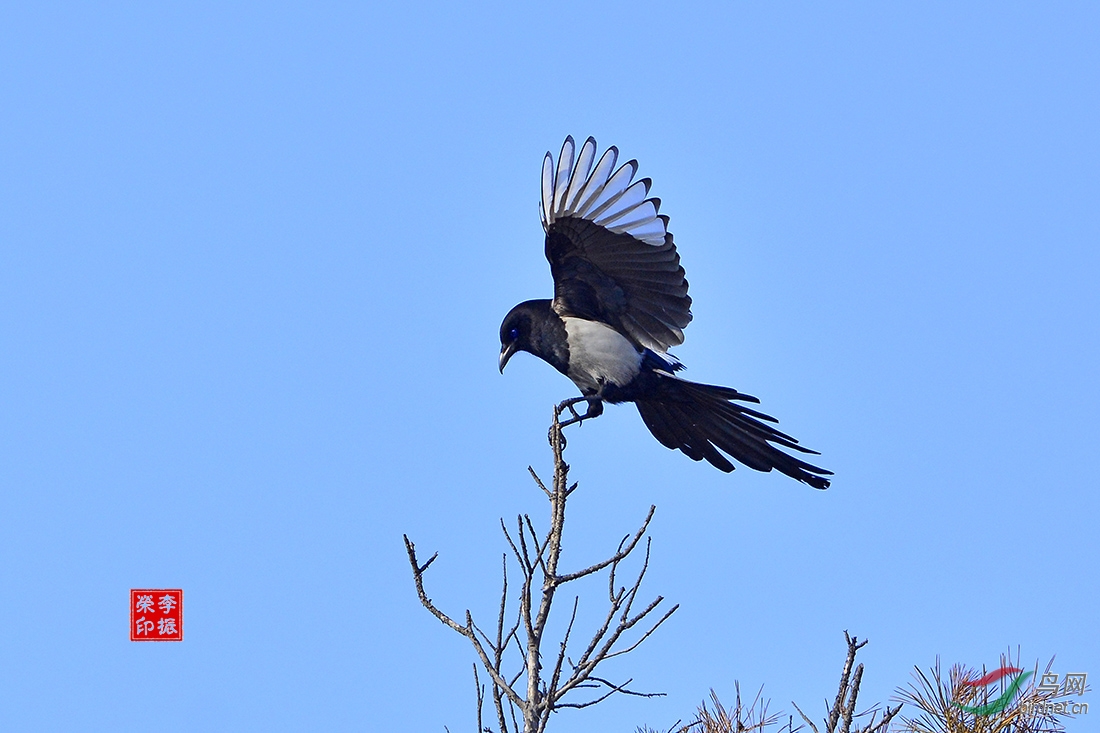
[562,317,643,394]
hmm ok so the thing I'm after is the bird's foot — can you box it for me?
[550,397,604,446]
[556,397,604,428]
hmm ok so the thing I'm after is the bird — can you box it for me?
[498,136,831,489]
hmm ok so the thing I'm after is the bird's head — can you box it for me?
[501,305,530,372]
[498,304,535,373]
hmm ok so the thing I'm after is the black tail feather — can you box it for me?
[634,376,832,489]
[647,400,735,472]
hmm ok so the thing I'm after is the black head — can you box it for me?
[499,299,570,375]
[498,301,539,373]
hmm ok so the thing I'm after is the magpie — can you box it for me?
[498,136,831,489]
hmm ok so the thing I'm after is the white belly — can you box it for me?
[562,317,643,394]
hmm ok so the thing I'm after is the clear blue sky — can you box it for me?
[2,3,1097,731]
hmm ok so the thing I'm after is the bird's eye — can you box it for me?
[509,327,520,341]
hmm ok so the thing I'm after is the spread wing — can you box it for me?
[540,136,692,353]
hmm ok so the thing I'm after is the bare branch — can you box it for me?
[827,633,859,732]
[840,663,863,733]
[528,466,550,498]
[792,700,821,733]
[601,603,679,661]
[500,519,524,570]
[558,505,656,583]
[404,402,675,732]
[472,664,486,733]
[402,535,468,637]
[557,675,667,710]
[402,534,524,710]
[547,596,581,703]
[788,632,898,733]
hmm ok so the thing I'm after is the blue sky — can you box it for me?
[2,3,1097,731]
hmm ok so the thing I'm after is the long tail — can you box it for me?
[634,377,832,489]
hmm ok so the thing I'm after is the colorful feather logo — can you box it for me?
[953,665,1033,715]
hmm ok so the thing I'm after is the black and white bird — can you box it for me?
[498,137,831,489]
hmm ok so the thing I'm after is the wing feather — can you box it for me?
[593,183,653,227]
[614,217,666,242]
[540,138,690,352]
[552,137,575,218]
[581,161,640,221]
[540,152,555,229]
[571,146,619,218]
[563,136,597,215]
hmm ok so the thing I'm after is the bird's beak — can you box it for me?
[499,343,518,373]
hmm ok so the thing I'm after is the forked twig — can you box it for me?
[791,633,901,733]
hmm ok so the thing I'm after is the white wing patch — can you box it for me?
[541,136,668,246]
